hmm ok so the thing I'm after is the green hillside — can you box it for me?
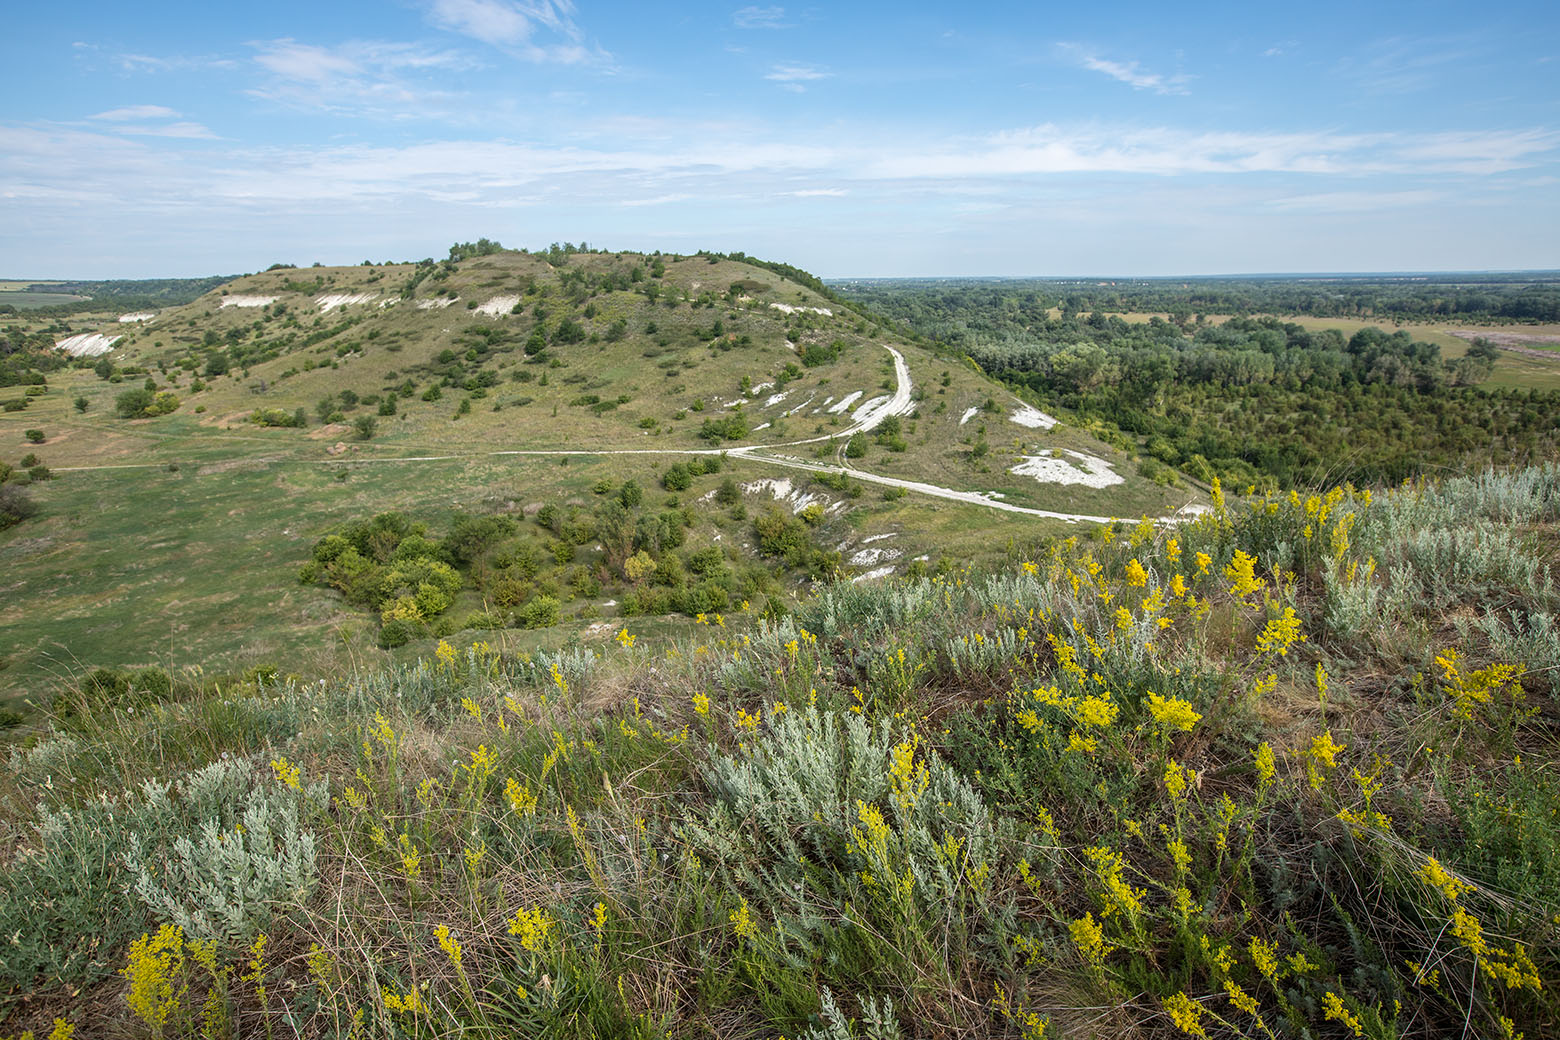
[0,249,1196,707]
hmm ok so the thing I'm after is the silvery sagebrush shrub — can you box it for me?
[682,706,1002,933]
[1457,608,1560,698]
[801,988,903,1040]
[126,757,327,945]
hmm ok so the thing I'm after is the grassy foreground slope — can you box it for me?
[2,466,1557,1037]
[0,250,1194,705]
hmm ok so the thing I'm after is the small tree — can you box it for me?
[353,415,378,440]
[74,396,89,413]
[24,430,44,444]
[0,484,37,530]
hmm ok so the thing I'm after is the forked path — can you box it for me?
[52,346,1179,525]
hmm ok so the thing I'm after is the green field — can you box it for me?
[0,290,90,309]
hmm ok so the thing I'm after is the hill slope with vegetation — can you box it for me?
[0,246,1194,707]
[2,465,1557,1037]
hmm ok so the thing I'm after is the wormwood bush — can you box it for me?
[0,798,155,1000]
[797,576,948,643]
[126,757,327,945]
[1387,522,1551,609]
[682,707,1006,1022]
[802,988,904,1040]
[1457,608,1560,697]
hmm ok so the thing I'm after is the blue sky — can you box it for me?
[3,0,1557,277]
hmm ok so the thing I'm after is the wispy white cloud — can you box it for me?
[734,6,788,30]
[1334,36,1471,95]
[113,122,217,140]
[247,39,475,117]
[83,105,216,139]
[1268,189,1443,213]
[765,63,831,92]
[621,193,691,206]
[1061,44,1190,95]
[89,105,182,121]
[423,0,605,64]
[2,120,1553,261]
[79,45,239,74]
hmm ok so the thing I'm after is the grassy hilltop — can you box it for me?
[0,247,1193,707]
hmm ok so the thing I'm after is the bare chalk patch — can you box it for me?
[317,292,377,312]
[56,333,120,357]
[781,395,814,417]
[118,312,155,323]
[416,297,458,310]
[1010,450,1123,488]
[851,565,896,584]
[960,407,979,425]
[220,295,275,308]
[828,391,864,414]
[770,302,833,317]
[742,477,843,515]
[475,295,520,317]
[849,545,902,567]
[1010,403,1058,430]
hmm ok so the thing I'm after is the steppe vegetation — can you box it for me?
[3,252,1559,1037]
[2,465,1557,1037]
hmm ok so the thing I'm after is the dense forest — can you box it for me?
[838,273,1560,325]
[1,276,234,318]
[834,279,1560,487]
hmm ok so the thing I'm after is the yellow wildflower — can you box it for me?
[1224,550,1266,600]
[1306,730,1344,790]
[1163,992,1207,1037]
[435,924,463,969]
[1147,691,1202,732]
[729,897,758,940]
[507,905,554,953]
[270,756,301,792]
[1070,913,1111,970]
[1255,607,1305,655]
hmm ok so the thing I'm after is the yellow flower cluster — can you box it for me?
[1321,992,1364,1038]
[1255,607,1305,656]
[121,923,186,1031]
[1084,845,1144,919]
[1253,742,1276,788]
[1164,760,1194,799]
[1434,648,1523,722]
[1070,912,1111,970]
[1305,730,1344,790]
[270,756,301,791]
[507,905,555,953]
[729,897,758,940]
[1163,991,1207,1037]
[1147,692,1202,732]
[888,734,930,812]
[505,776,538,816]
[382,985,426,1015]
[1223,550,1266,601]
[435,924,463,969]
